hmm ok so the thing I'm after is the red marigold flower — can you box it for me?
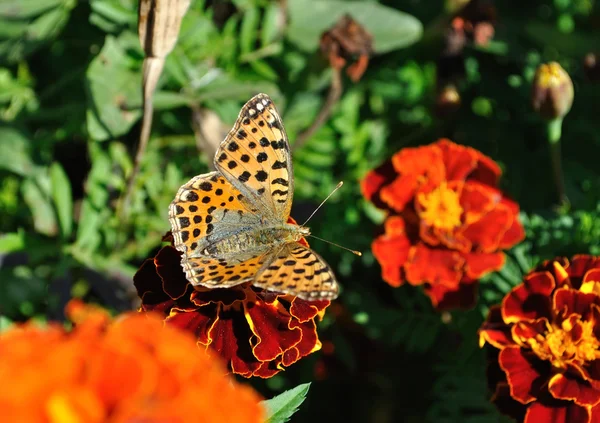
[480,256,600,423]
[361,139,525,309]
[134,217,330,378]
[0,300,264,423]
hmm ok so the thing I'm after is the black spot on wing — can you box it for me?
[257,152,268,163]
[272,178,288,187]
[239,171,251,183]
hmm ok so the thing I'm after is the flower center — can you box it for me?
[527,319,600,368]
[416,183,463,231]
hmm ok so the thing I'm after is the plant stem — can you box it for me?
[293,67,343,151]
[118,57,164,219]
[547,118,568,207]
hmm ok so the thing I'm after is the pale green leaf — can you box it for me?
[261,383,310,423]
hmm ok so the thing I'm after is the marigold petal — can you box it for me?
[512,319,548,344]
[405,244,465,287]
[372,216,411,287]
[592,403,600,423]
[490,381,527,422]
[502,271,555,323]
[525,401,590,423]
[436,138,479,182]
[570,256,600,279]
[360,159,397,208]
[207,311,262,377]
[461,202,513,252]
[380,174,420,213]
[133,258,177,314]
[289,298,330,323]
[463,251,505,279]
[499,347,544,404]
[466,147,502,186]
[390,143,446,186]
[154,247,190,300]
[190,286,247,307]
[584,269,600,284]
[46,389,105,423]
[166,304,219,346]
[244,300,302,362]
[549,373,600,407]
[289,319,322,357]
[554,288,600,319]
[425,279,478,310]
[479,305,514,348]
[498,213,526,250]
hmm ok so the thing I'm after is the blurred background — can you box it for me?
[1,0,600,422]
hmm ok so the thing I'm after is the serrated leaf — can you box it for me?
[287,0,422,54]
[50,162,73,238]
[261,383,311,423]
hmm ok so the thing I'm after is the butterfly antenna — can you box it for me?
[302,181,344,226]
[308,234,362,256]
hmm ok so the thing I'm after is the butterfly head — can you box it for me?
[288,224,311,242]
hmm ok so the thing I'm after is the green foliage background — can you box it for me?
[1,0,600,422]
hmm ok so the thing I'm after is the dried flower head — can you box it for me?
[320,14,374,82]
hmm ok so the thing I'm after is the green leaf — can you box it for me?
[0,0,65,19]
[240,6,260,56]
[261,383,311,423]
[0,231,25,253]
[0,0,73,62]
[0,316,14,333]
[85,34,142,141]
[0,127,36,176]
[50,162,73,238]
[75,199,101,252]
[287,0,422,54]
[22,175,57,237]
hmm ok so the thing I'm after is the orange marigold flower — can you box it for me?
[361,139,524,309]
[480,256,600,423]
[0,300,264,423]
[134,218,330,378]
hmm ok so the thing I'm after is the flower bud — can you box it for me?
[531,62,574,121]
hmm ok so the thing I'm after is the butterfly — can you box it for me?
[168,94,338,301]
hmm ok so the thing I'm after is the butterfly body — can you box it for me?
[196,221,310,257]
[168,94,338,301]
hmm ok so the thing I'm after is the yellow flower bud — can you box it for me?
[531,62,574,121]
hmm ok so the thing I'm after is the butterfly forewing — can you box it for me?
[213,94,294,223]
[254,243,339,300]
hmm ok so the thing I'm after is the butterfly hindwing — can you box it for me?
[180,253,268,288]
[214,94,294,223]
[254,242,339,300]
